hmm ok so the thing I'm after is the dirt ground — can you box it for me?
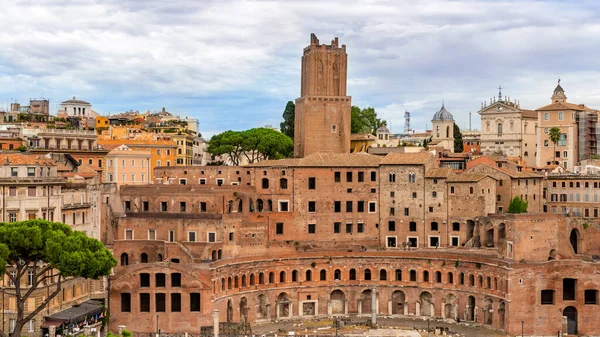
[251,316,508,337]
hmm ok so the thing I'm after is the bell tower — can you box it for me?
[294,33,351,157]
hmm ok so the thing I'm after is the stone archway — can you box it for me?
[498,301,506,330]
[240,297,248,324]
[257,294,268,319]
[467,296,475,321]
[570,229,581,254]
[443,293,457,320]
[564,306,577,335]
[483,297,493,325]
[277,292,291,318]
[419,292,433,317]
[360,289,372,314]
[226,299,233,322]
[391,290,405,315]
[330,290,345,315]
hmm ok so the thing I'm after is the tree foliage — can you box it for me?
[453,124,464,153]
[280,101,295,139]
[351,106,386,135]
[549,126,561,165]
[208,128,293,165]
[0,220,116,337]
[508,196,528,214]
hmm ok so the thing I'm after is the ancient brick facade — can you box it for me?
[109,152,600,336]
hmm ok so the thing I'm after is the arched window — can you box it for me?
[469,187,474,194]
[279,271,286,283]
[120,253,129,266]
[379,269,387,281]
[408,172,416,183]
[305,270,312,281]
[334,269,341,280]
[436,271,442,283]
[292,270,298,282]
[268,272,274,283]
[448,272,454,284]
[259,273,264,284]
[211,250,217,261]
[241,275,246,287]
[469,274,475,286]
[349,269,357,280]
[497,123,503,134]
[218,250,222,260]
[250,274,255,285]
[364,269,371,280]
[460,273,465,285]
[450,186,455,194]
[423,271,430,282]
[227,277,232,289]
[395,269,402,281]
[436,125,440,137]
[141,253,148,263]
[410,270,417,281]
[221,278,225,291]
[389,172,396,183]
[234,276,239,288]
[320,269,327,281]
[157,253,163,262]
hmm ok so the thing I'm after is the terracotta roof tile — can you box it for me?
[380,152,433,165]
[247,152,382,167]
[447,173,491,182]
[425,167,454,178]
[536,102,588,111]
[0,153,56,166]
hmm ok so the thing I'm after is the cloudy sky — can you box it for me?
[2,0,600,137]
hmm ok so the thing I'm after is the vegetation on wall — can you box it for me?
[508,196,528,214]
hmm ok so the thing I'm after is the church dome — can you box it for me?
[376,125,390,134]
[432,104,454,121]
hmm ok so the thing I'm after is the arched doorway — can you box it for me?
[498,223,506,241]
[120,253,129,266]
[226,300,233,322]
[443,293,457,320]
[277,292,291,318]
[391,290,405,315]
[467,296,475,321]
[211,250,217,261]
[330,290,345,314]
[256,199,264,212]
[360,289,372,314]
[257,294,268,318]
[485,228,495,247]
[570,229,581,254]
[564,306,577,335]
[419,292,433,316]
[239,297,248,324]
[498,301,506,330]
[483,298,493,325]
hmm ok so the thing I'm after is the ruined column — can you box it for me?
[387,300,392,315]
[358,300,362,315]
[416,302,421,316]
[371,287,377,326]
[49,326,56,337]
[344,299,349,315]
[403,301,408,315]
[327,300,332,316]
[213,309,220,337]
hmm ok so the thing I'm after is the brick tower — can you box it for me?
[294,33,351,157]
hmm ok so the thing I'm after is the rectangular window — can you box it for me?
[125,229,133,240]
[563,278,577,301]
[404,208,409,216]
[346,201,353,212]
[156,273,166,287]
[357,201,365,212]
[387,236,397,248]
[148,229,156,240]
[140,273,150,287]
[27,167,35,177]
[432,191,437,198]
[171,273,181,287]
[278,201,289,212]
[390,207,395,216]
[541,290,554,305]
[357,222,364,233]
[188,232,196,242]
[180,201,186,212]
[121,293,131,312]
[190,293,201,312]
[346,172,352,182]
[171,293,181,312]
[169,230,175,242]
[333,222,341,234]
[585,289,598,304]
[124,201,131,212]
[369,202,376,213]
[9,187,16,196]
[200,202,207,212]
[345,223,353,233]
[451,236,459,247]
[208,232,216,242]
[179,179,186,185]
[429,236,440,247]
[358,172,364,182]
[139,293,150,312]
[308,201,316,213]
[199,178,206,185]
[308,177,316,189]
[143,201,149,212]
[334,172,341,182]
[155,293,166,312]
[161,202,168,212]
[27,186,36,197]
[334,201,341,212]
[11,167,18,177]
[308,224,316,234]
[388,221,396,231]
[276,223,284,235]
[370,171,377,181]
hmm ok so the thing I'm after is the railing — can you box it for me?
[37,129,96,135]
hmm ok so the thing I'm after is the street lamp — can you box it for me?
[522,320,524,337]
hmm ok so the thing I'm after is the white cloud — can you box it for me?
[1,0,600,134]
